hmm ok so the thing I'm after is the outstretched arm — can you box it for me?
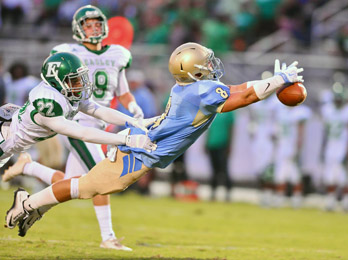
[221,84,260,112]
[35,114,156,151]
[36,114,127,145]
[80,100,153,132]
[222,59,303,113]
[80,100,133,126]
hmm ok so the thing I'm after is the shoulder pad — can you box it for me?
[32,98,63,117]
[50,43,74,55]
[109,45,132,69]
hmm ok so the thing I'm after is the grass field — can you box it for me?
[1,188,348,260]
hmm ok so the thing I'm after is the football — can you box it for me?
[276,82,307,106]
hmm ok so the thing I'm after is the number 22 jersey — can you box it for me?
[3,82,88,154]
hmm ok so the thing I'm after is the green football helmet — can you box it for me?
[72,5,108,44]
[41,52,93,101]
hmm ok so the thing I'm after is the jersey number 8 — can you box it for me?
[216,87,228,99]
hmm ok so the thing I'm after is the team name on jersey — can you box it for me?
[83,58,116,67]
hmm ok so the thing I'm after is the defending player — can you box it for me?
[3,5,143,251]
[0,51,155,171]
[273,104,312,208]
[5,42,304,241]
[321,89,348,211]
[248,96,278,207]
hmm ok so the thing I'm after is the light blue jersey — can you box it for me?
[119,80,230,168]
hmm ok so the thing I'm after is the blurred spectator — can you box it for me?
[205,111,235,201]
[202,14,236,53]
[254,0,282,38]
[337,24,348,58]
[278,0,312,47]
[0,55,6,106]
[57,0,84,27]
[169,20,202,51]
[1,0,32,26]
[170,154,191,198]
[233,1,257,47]
[0,77,5,106]
[117,70,158,118]
[5,62,39,106]
[145,15,170,44]
[34,0,62,29]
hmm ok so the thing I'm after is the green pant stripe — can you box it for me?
[68,137,96,170]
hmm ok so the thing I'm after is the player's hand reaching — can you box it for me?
[126,134,157,152]
[274,59,304,84]
[142,116,160,127]
[129,116,160,133]
[128,101,144,119]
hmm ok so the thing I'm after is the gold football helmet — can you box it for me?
[168,42,224,85]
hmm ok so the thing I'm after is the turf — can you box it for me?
[0,188,348,260]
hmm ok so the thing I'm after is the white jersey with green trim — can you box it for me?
[3,81,85,154]
[51,43,131,129]
[322,103,348,162]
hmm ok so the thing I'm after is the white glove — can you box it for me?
[128,101,144,119]
[143,116,160,127]
[125,134,157,152]
[274,59,304,84]
[129,116,160,134]
[0,103,21,121]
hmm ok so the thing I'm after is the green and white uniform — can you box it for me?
[51,43,132,128]
[50,43,132,176]
[0,82,86,167]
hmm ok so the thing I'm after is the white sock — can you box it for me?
[94,204,115,241]
[24,186,59,211]
[23,162,57,185]
[70,178,79,199]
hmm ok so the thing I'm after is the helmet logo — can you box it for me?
[85,10,99,16]
[46,62,62,77]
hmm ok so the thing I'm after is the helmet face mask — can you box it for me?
[168,42,224,85]
[41,52,94,102]
[72,5,108,44]
[194,51,224,81]
[63,68,93,101]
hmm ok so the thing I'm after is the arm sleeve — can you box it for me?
[35,114,127,145]
[115,69,130,96]
[200,82,230,114]
[246,75,284,100]
[79,99,136,126]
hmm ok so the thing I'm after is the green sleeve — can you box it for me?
[33,98,63,117]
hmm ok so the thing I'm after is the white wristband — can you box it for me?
[251,75,285,100]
